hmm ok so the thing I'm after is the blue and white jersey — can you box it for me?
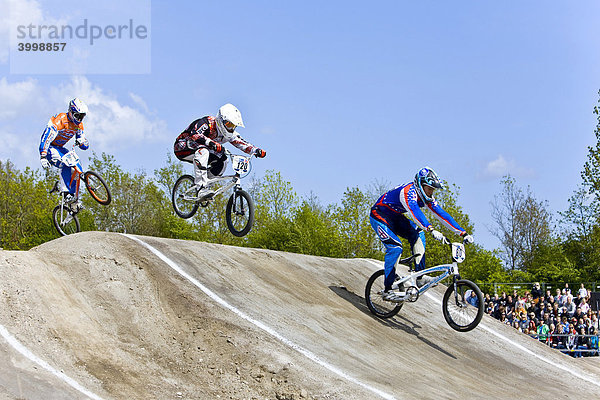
[371,182,465,235]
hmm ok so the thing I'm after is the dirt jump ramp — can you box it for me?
[0,232,598,399]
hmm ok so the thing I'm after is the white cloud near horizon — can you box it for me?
[478,154,536,180]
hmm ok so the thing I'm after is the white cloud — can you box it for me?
[1,0,45,64]
[0,77,43,119]
[0,76,167,166]
[478,154,536,180]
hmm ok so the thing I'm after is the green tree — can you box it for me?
[581,90,600,196]
[334,186,379,258]
[0,161,56,249]
[287,199,345,257]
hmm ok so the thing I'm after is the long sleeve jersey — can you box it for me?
[371,182,466,235]
[174,116,258,156]
[39,113,88,156]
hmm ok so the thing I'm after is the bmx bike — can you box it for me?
[365,236,484,332]
[172,148,255,237]
[50,149,112,236]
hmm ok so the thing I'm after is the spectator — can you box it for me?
[564,296,576,319]
[589,327,599,356]
[579,298,590,315]
[591,314,599,331]
[544,289,553,305]
[467,290,479,307]
[556,288,565,308]
[549,323,558,348]
[575,327,587,358]
[505,295,514,315]
[499,291,508,309]
[537,321,550,344]
[578,283,588,300]
[566,325,577,356]
[531,282,543,304]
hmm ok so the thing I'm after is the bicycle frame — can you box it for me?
[393,241,465,302]
[181,150,252,203]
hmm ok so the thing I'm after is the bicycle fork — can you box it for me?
[231,186,246,216]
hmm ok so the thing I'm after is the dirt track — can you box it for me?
[0,232,598,399]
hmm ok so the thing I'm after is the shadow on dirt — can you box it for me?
[329,285,456,359]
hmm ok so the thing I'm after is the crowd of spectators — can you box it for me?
[484,282,599,358]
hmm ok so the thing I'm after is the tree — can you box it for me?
[334,187,379,258]
[581,90,600,196]
[489,176,552,271]
[0,161,56,249]
[490,176,523,270]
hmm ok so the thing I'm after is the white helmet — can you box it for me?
[67,97,88,124]
[216,103,244,140]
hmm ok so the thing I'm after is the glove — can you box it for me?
[75,137,88,148]
[40,157,50,169]
[209,141,223,153]
[463,234,474,244]
[254,148,266,158]
[430,229,445,242]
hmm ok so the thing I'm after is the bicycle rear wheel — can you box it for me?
[52,205,80,236]
[83,171,112,205]
[226,189,254,237]
[172,175,199,219]
[365,269,403,318]
[442,279,484,332]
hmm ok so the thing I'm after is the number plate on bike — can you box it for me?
[63,151,79,167]
[232,156,250,174]
[452,243,466,263]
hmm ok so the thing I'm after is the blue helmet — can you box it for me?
[414,167,444,203]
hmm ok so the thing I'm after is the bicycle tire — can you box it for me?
[172,175,199,219]
[225,189,254,237]
[83,171,112,205]
[52,205,80,236]
[365,269,403,318]
[442,279,484,332]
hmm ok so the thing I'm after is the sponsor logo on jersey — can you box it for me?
[377,226,390,240]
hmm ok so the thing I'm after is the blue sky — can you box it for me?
[1,0,600,251]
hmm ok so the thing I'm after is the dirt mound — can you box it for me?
[0,232,598,399]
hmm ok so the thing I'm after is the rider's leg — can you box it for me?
[193,148,210,187]
[207,151,228,180]
[394,217,433,287]
[48,147,71,194]
[370,216,404,291]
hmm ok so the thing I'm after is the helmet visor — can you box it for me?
[74,112,86,121]
[223,120,236,133]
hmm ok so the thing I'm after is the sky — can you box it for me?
[1,0,600,252]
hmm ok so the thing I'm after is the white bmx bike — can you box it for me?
[365,236,484,332]
[171,149,255,237]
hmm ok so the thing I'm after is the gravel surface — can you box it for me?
[0,232,598,399]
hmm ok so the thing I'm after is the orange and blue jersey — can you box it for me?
[39,113,87,157]
[371,182,465,235]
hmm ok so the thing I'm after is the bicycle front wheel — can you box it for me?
[172,175,199,219]
[226,190,254,237]
[52,205,80,236]
[84,171,112,205]
[365,269,403,319]
[442,279,484,332]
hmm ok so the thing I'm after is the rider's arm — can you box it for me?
[426,200,466,236]
[39,116,59,157]
[76,129,89,150]
[399,185,434,231]
[229,134,258,155]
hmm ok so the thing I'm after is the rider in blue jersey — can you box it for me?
[370,167,474,300]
